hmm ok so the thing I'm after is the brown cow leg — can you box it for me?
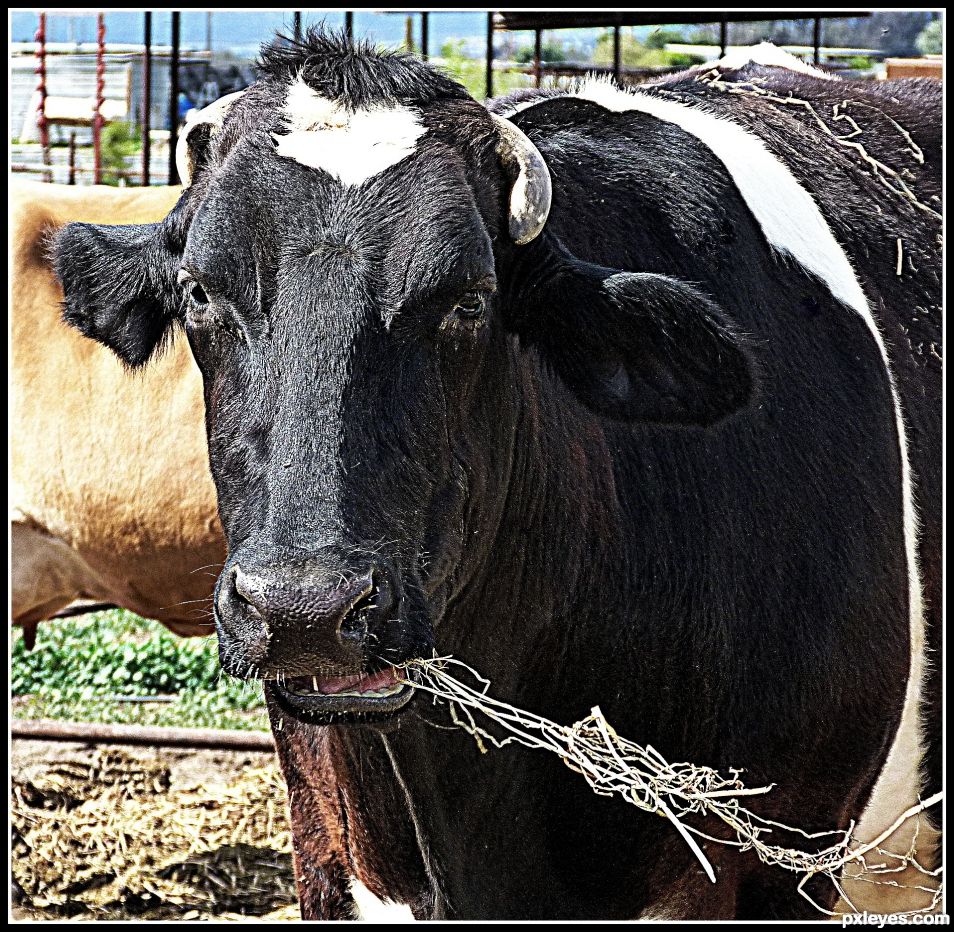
[266,703,357,920]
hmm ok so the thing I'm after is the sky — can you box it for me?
[11,11,494,55]
[11,10,938,61]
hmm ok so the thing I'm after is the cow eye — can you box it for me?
[178,269,210,308]
[189,282,209,306]
[440,283,494,333]
[454,291,484,319]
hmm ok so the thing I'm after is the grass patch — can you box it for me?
[12,610,267,732]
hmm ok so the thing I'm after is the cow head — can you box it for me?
[54,32,751,723]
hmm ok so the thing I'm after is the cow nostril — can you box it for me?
[339,589,373,644]
[339,570,395,645]
[232,567,265,612]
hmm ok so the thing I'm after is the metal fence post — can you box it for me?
[142,11,151,186]
[486,12,494,99]
[168,11,180,185]
[35,12,52,183]
[613,25,621,82]
[533,28,542,88]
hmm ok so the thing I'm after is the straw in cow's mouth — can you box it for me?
[396,656,943,917]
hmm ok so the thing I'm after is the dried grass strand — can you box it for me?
[688,70,941,221]
[400,656,942,917]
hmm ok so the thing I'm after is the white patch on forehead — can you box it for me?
[272,76,425,186]
[282,76,350,130]
[715,41,837,80]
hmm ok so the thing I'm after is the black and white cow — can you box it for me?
[53,33,941,919]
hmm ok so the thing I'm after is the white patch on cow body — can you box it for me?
[273,76,425,186]
[504,78,929,901]
[714,41,837,80]
[349,876,415,922]
[571,79,869,314]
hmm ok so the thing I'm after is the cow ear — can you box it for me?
[509,247,753,425]
[53,221,180,368]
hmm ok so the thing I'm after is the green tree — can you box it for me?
[916,19,942,56]
[644,28,686,50]
[824,12,935,57]
[100,120,141,186]
[593,31,660,68]
[437,39,527,99]
[593,30,703,70]
[515,41,567,64]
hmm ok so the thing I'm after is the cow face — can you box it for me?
[54,32,752,724]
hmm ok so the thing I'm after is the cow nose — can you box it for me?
[219,560,398,673]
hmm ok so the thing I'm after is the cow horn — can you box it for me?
[491,114,552,245]
[175,90,246,186]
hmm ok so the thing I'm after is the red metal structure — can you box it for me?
[30,11,106,184]
[93,13,106,184]
[33,12,52,182]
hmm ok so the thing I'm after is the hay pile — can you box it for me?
[12,747,298,920]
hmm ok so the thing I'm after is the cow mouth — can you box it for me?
[271,665,414,720]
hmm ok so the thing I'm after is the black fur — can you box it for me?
[53,221,182,367]
[509,232,754,424]
[257,27,470,110]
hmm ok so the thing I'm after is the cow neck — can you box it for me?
[437,337,625,698]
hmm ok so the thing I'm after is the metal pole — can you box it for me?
[613,25,621,82]
[344,11,353,40]
[719,17,728,58]
[68,132,77,185]
[486,11,494,99]
[12,718,276,753]
[813,17,822,66]
[293,11,302,42]
[35,12,52,183]
[168,11,180,185]
[204,11,212,84]
[533,28,542,88]
[420,11,429,61]
[142,11,151,186]
[93,13,106,185]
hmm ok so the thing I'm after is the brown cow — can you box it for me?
[11,180,225,643]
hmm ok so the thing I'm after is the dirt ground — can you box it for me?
[11,739,299,921]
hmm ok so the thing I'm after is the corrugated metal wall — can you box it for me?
[11,52,214,144]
